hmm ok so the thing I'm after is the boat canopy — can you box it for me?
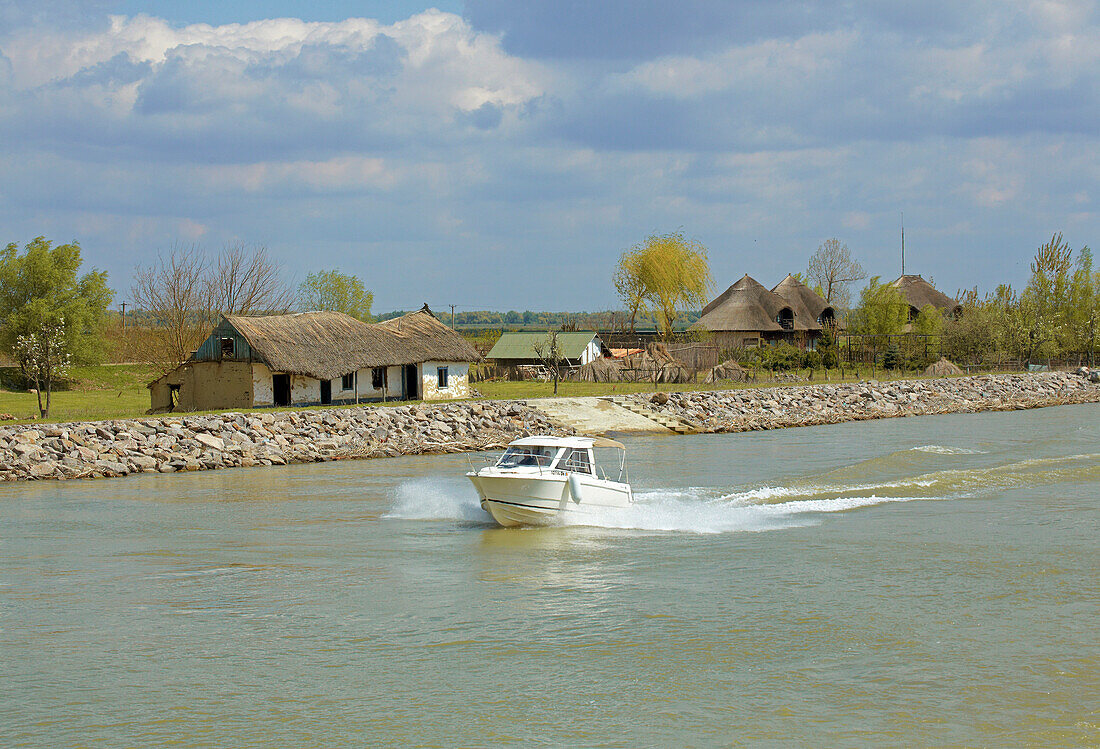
[508,435,625,451]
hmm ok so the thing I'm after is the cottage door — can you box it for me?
[403,364,419,400]
[272,374,291,406]
[320,379,332,405]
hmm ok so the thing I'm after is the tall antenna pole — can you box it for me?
[901,212,905,276]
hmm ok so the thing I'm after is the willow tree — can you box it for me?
[615,231,713,339]
[613,247,648,334]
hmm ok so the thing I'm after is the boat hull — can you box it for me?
[467,471,632,527]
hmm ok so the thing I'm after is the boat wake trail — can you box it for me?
[567,451,1100,534]
[385,452,1100,534]
[385,477,488,523]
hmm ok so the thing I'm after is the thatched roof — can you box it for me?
[889,275,961,314]
[772,275,832,326]
[374,307,482,364]
[569,357,622,382]
[696,274,814,333]
[224,305,480,380]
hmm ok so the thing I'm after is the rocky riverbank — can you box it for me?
[633,370,1100,433]
[0,400,571,482]
[0,371,1097,483]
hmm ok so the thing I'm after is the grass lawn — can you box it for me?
[0,364,158,424]
[0,362,995,426]
[473,365,931,401]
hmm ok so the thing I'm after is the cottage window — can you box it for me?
[437,366,449,389]
[341,373,354,391]
[372,367,387,390]
[220,337,234,358]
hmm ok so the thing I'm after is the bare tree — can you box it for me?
[132,244,212,369]
[209,242,296,315]
[806,238,866,309]
[132,242,294,371]
[533,330,565,395]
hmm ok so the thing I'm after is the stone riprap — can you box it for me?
[633,371,1100,433]
[0,401,570,482]
[0,371,1097,483]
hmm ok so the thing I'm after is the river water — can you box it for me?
[2,405,1098,747]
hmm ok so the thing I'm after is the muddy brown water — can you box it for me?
[2,404,1098,746]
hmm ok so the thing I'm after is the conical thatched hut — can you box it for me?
[924,357,964,377]
[705,359,748,383]
[772,274,834,328]
[889,275,962,321]
[693,274,823,350]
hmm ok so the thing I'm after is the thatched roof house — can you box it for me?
[694,274,828,350]
[772,274,835,328]
[223,307,479,380]
[149,305,480,413]
[889,275,962,319]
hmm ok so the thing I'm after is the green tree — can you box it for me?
[616,231,713,339]
[0,237,113,369]
[297,269,374,321]
[1063,246,1098,364]
[912,304,945,339]
[851,276,908,336]
[1020,233,1074,364]
[817,326,839,368]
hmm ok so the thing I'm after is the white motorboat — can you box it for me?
[467,436,633,527]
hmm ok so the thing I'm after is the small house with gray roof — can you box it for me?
[487,331,608,373]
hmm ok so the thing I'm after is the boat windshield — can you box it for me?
[496,445,557,468]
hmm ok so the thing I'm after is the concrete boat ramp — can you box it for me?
[529,396,697,435]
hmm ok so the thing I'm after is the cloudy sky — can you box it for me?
[1,1,1097,311]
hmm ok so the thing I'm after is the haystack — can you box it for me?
[705,359,748,383]
[924,357,963,377]
[570,357,622,382]
[619,343,691,383]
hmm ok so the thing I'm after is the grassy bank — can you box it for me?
[0,362,1008,426]
[0,365,158,424]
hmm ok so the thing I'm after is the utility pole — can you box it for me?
[121,302,127,333]
[450,304,456,330]
[901,212,905,276]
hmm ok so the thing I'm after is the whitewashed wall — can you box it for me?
[421,361,470,400]
[252,363,274,406]
[291,374,320,404]
[349,365,404,401]
[581,338,602,365]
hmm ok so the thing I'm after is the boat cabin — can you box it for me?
[495,436,627,481]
